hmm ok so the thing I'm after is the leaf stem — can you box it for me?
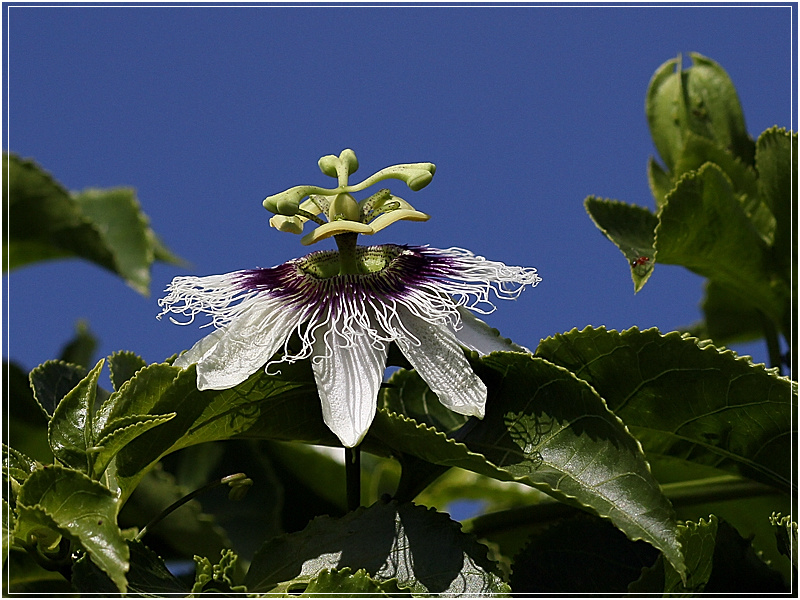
[346,445,362,511]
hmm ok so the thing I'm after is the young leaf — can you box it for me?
[536,326,796,491]
[108,351,148,392]
[29,360,87,420]
[91,413,177,478]
[655,163,786,329]
[47,359,104,473]
[769,512,797,570]
[302,568,407,596]
[192,549,246,594]
[13,464,129,593]
[583,197,658,292]
[370,354,686,581]
[244,500,509,596]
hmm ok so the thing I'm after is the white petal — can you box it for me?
[176,298,298,391]
[453,306,531,355]
[311,319,388,448]
[394,306,486,418]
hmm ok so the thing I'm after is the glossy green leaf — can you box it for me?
[584,197,658,292]
[2,152,182,295]
[108,351,148,392]
[244,500,509,596]
[47,359,104,473]
[370,354,686,580]
[655,163,786,328]
[13,464,129,593]
[103,362,325,502]
[536,326,796,491]
[91,413,176,478]
[647,156,673,208]
[72,540,186,596]
[2,444,40,487]
[29,360,87,420]
[382,367,469,433]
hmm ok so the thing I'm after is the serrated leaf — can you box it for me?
[630,515,718,594]
[29,360,87,420]
[756,127,796,288]
[2,444,40,485]
[370,354,686,580]
[382,368,469,433]
[584,197,658,292]
[91,413,176,478]
[47,359,104,473]
[244,500,509,596]
[655,163,786,329]
[3,152,182,295]
[13,464,129,593]
[536,326,796,491]
[71,539,186,596]
[104,362,324,502]
[108,351,148,392]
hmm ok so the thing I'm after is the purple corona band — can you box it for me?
[158,243,540,447]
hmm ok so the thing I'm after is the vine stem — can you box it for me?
[346,445,362,512]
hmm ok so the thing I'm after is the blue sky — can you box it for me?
[4,3,796,376]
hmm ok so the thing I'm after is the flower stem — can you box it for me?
[346,445,362,511]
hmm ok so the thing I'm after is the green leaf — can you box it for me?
[655,163,786,328]
[192,549,246,595]
[72,540,187,596]
[57,320,98,370]
[646,53,754,173]
[104,362,325,502]
[688,279,765,345]
[647,156,673,208]
[47,359,104,473]
[244,500,509,596]
[302,568,407,596]
[630,515,718,594]
[509,514,658,594]
[91,413,176,478]
[3,444,41,486]
[2,152,182,295]
[29,360,87,420]
[108,351,148,392]
[584,197,658,292]
[535,326,796,491]
[370,354,686,580]
[756,127,796,287]
[13,464,129,593]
